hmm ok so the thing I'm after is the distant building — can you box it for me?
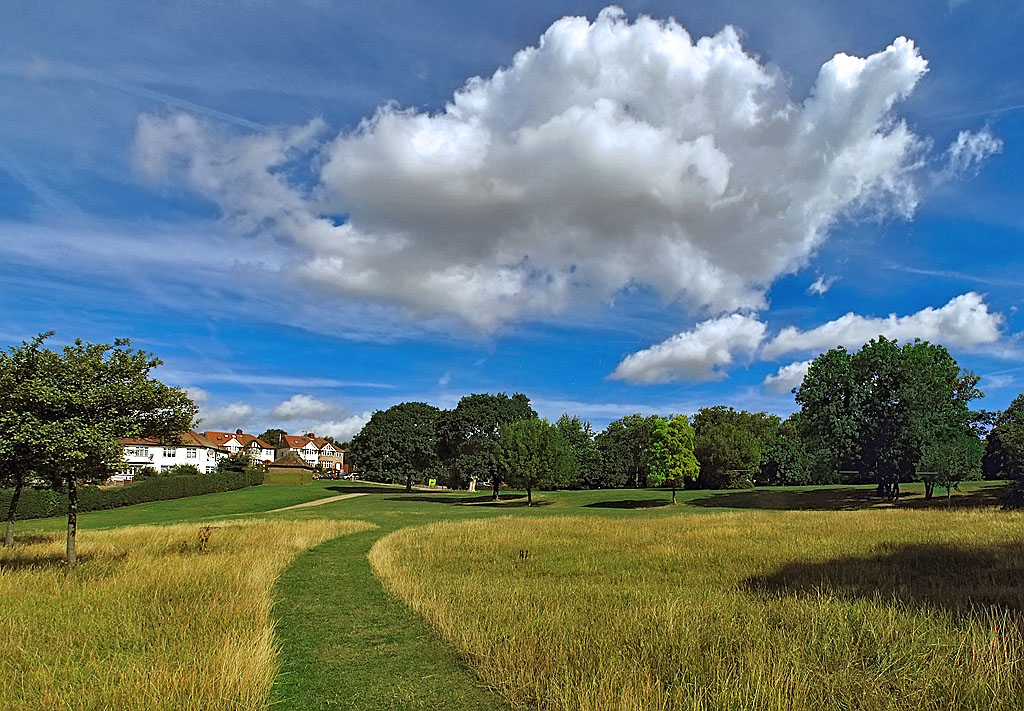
[204,429,276,464]
[116,431,228,482]
[276,434,350,473]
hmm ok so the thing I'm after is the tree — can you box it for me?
[351,402,440,492]
[493,418,572,506]
[435,393,536,499]
[796,338,983,499]
[257,428,287,447]
[554,414,600,488]
[918,431,983,500]
[983,394,1024,482]
[1,335,197,562]
[647,415,700,503]
[0,332,58,546]
[216,450,252,474]
[694,422,760,489]
[757,417,810,486]
[595,414,659,488]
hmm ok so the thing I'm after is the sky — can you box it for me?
[1,1,1022,440]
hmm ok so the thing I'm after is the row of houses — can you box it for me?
[117,429,350,481]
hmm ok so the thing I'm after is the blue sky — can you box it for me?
[1,1,1022,439]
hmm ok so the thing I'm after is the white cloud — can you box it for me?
[199,402,254,431]
[985,374,1015,390]
[136,8,931,330]
[762,292,1004,358]
[807,275,836,296]
[271,394,335,420]
[942,128,1003,177]
[763,360,813,394]
[184,386,209,404]
[310,412,372,442]
[610,313,766,383]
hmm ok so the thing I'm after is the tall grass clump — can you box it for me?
[0,518,372,711]
[370,509,1024,711]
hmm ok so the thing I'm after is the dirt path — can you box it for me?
[269,493,365,512]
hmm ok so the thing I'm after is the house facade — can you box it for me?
[117,431,228,482]
[276,434,350,472]
[204,429,276,464]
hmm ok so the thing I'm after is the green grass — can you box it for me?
[371,510,1024,711]
[3,478,1016,710]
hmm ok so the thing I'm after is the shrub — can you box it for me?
[0,468,263,520]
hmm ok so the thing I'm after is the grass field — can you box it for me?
[0,518,370,711]
[371,509,1024,711]
[1,478,1017,710]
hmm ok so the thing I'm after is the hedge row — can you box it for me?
[0,468,263,520]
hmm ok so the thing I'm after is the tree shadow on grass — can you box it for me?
[323,485,410,495]
[691,484,1013,512]
[585,499,674,509]
[745,542,1024,616]
[383,494,551,507]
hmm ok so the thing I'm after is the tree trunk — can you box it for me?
[672,483,677,505]
[404,474,413,493]
[924,481,935,499]
[492,478,499,502]
[526,486,532,507]
[66,477,78,565]
[5,479,22,546]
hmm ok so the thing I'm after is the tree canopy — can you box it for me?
[351,402,441,492]
[647,415,700,503]
[493,418,572,506]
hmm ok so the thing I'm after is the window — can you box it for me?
[206,466,215,474]
[160,466,170,472]
[163,447,175,458]
[187,447,197,458]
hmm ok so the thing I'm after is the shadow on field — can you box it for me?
[585,499,673,509]
[691,484,1012,512]
[324,485,408,495]
[745,542,1024,614]
[383,494,551,507]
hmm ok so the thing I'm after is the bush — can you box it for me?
[0,468,263,520]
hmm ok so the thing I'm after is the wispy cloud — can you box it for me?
[163,370,396,390]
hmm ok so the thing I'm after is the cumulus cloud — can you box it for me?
[807,275,836,296]
[310,412,372,442]
[271,394,335,420]
[185,386,210,404]
[762,292,1003,358]
[942,128,1003,177]
[610,313,766,383]
[763,360,813,394]
[199,403,254,430]
[135,7,932,329]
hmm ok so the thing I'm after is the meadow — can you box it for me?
[370,509,1024,711]
[1,479,1019,711]
[0,518,371,711]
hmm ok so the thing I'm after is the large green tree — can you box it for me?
[694,422,761,489]
[351,402,441,492]
[796,337,983,499]
[647,415,700,503]
[983,395,1024,481]
[493,418,572,506]
[435,393,535,499]
[0,333,57,546]
[594,414,659,488]
[0,334,197,562]
[554,413,600,488]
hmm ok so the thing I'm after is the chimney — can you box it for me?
[236,428,243,435]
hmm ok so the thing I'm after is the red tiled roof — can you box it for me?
[281,434,315,449]
[204,431,273,449]
[118,431,228,452]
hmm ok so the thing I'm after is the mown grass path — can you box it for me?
[272,523,509,711]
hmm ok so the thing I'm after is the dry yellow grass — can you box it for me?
[0,518,372,711]
[370,509,1024,711]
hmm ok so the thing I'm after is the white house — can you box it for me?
[116,431,228,482]
[276,434,349,472]
[204,429,276,464]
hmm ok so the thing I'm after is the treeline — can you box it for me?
[352,337,1023,500]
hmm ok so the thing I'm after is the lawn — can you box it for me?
[0,518,370,711]
[2,478,1017,711]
